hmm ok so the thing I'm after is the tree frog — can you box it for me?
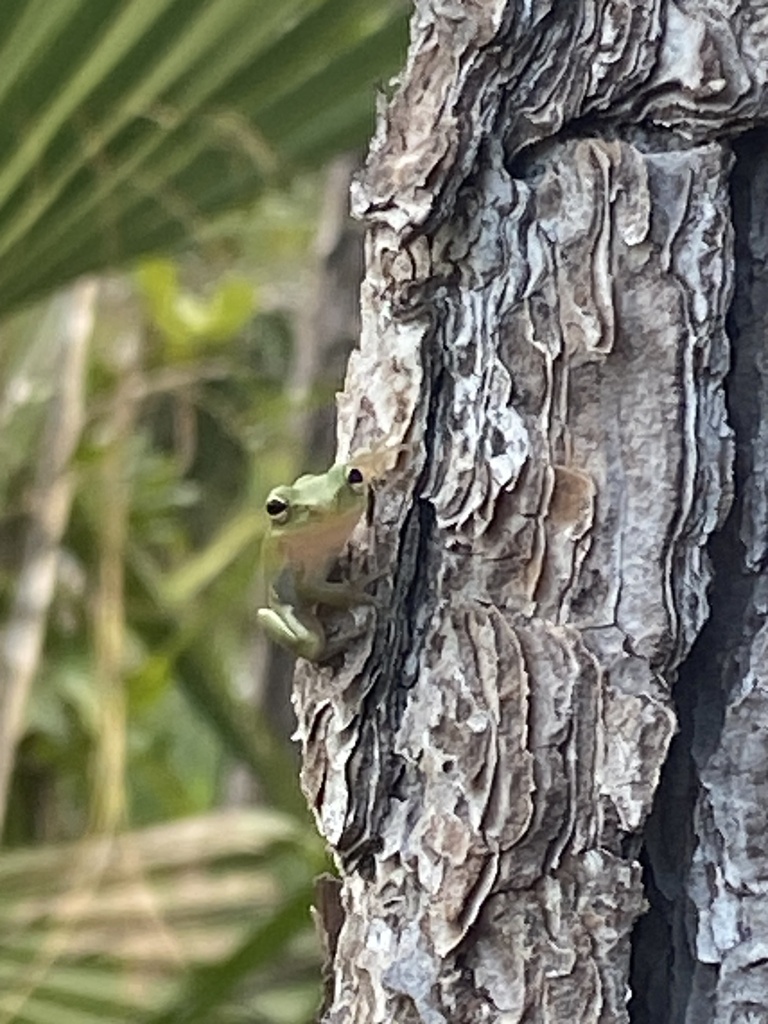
[257,461,374,662]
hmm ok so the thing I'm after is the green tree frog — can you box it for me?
[257,461,374,661]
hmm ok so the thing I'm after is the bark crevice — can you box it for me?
[631,127,768,1024]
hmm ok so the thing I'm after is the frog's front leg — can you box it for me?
[256,600,325,662]
[300,577,378,610]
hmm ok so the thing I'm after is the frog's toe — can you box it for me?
[257,608,325,662]
[294,633,325,661]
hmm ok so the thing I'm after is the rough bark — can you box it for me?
[292,4,768,1022]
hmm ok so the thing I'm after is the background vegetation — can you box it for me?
[0,2,409,1021]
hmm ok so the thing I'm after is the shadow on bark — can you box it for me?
[630,126,768,1024]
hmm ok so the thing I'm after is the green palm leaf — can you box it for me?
[0,811,324,1024]
[0,0,408,314]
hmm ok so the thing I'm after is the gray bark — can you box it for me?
[293,4,768,1022]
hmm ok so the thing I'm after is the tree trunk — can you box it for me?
[293,4,767,1021]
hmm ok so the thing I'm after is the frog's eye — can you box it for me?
[266,496,290,523]
[346,467,365,493]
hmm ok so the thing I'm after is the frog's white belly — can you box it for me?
[279,508,363,572]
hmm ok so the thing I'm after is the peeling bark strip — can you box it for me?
[290,4,755,1022]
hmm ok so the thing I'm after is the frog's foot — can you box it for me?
[256,607,325,662]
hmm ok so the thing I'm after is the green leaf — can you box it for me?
[0,0,409,316]
[0,812,320,1024]
[147,885,316,1024]
[136,259,256,357]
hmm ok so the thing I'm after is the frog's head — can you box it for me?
[264,462,368,567]
[265,463,367,528]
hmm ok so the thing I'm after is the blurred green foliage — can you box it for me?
[0,0,410,1021]
[0,243,319,1024]
[137,259,255,357]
